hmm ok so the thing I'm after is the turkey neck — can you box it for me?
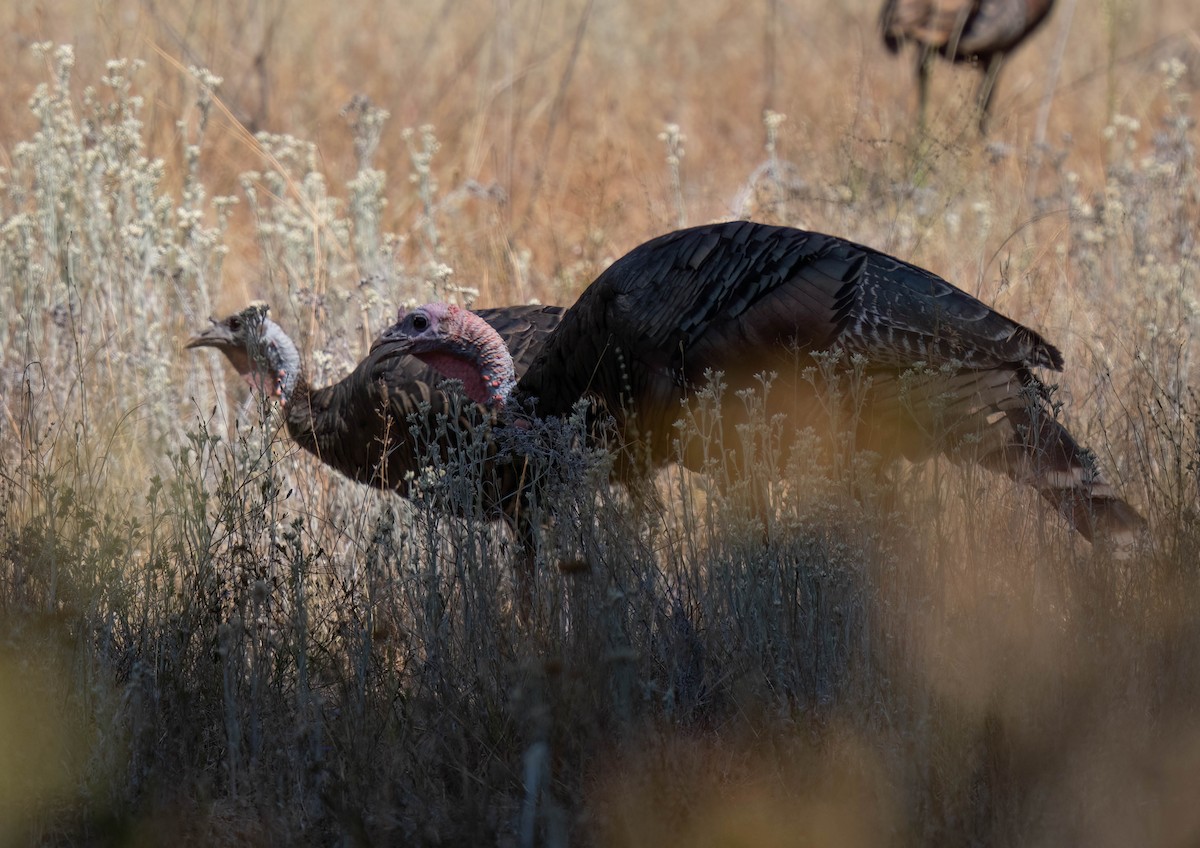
[278,364,414,490]
[259,326,355,467]
[281,373,318,453]
[280,374,361,471]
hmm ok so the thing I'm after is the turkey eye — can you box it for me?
[412,314,428,331]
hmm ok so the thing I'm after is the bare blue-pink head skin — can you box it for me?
[375,304,516,409]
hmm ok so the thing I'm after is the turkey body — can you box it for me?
[386,221,1143,545]
[879,0,1057,132]
[520,221,1056,466]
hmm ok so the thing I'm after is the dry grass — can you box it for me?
[1,0,1200,845]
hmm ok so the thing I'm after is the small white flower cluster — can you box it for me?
[659,122,687,227]
[1,45,235,465]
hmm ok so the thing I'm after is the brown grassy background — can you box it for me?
[4,0,1195,298]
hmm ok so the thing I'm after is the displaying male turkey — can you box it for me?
[187,301,564,499]
[375,220,1144,547]
[879,0,1057,134]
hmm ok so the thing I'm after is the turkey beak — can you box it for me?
[186,319,235,350]
[369,324,414,358]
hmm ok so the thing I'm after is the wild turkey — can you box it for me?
[879,0,1057,134]
[375,220,1144,548]
[187,301,564,499]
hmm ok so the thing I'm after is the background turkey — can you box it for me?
[879,0,1058,133]
[378,220,1144,548]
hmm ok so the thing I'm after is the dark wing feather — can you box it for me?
[475,305,569,371]
[843,248,1062,370]
[521,221,1060,423]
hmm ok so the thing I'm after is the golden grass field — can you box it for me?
[1,0,1200,844]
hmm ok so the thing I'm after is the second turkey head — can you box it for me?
[187,302,302,403]
[376,303,516,409]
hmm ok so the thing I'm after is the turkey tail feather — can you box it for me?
[976,405,1145,545]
